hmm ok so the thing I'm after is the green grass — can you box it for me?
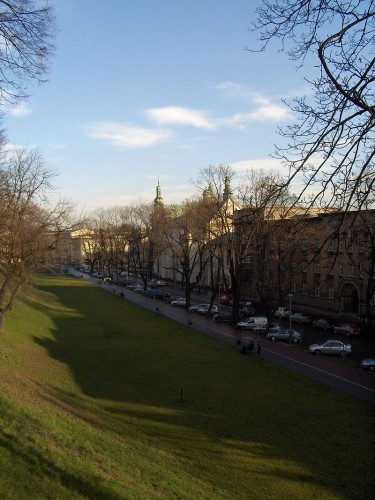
[0,274,373,499]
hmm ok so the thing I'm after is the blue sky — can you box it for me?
[3,0,310,212]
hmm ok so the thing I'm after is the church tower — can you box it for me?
[154,178,164,206]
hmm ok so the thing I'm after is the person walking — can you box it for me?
[257,340,262,356]
[247,339,254,356]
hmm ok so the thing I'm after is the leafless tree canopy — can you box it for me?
[0,0,55,105]
[251,0,375,212]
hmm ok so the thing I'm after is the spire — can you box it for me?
[154,178,164,206]
[202,183,213,202]
[223,176,232,201]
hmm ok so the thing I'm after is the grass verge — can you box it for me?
[0,273,373,499]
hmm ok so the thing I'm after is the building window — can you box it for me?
[339,262,343,276]
[314,282,321,297]
[327,239,334,252]
[314,261,321,273]
[347,263,354,277]
[359,265,364,278]
[302,260,308,273]
[339,240,343,252]
[328,287,335,300]
[245,255,252,264]
[302,281,308,295]
[291,261,296,273]
[328,260,334,276]
[359,239,364,253]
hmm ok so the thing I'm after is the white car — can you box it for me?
[188,303,209,312]
[197,304,218,315]
[171,297,186,307]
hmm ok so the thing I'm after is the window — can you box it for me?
[302,260,308,272]
[327,239,334,252]
[314,282,321,297]
[302,281,308,295]
[359,240,365,253]
[347,263,354,277]
[339,262,343,276]
[328,287,335,300]
[359,265,364,278]
[328,260,334,276]
[339,240,343,252]
[314,261,321,273]
[245,255,252,264]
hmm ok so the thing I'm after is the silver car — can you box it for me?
[308,340,351,356]
[267,329,301,343]
[360,357,375,372]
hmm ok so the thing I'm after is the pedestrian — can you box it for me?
[247,339,254,355]
[257,340,262,355]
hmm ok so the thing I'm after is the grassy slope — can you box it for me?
[0,274,373,499]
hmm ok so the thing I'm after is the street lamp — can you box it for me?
[288,293,293,343]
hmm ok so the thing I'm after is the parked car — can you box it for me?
[308,340,351,356]
[133,285,145,293]
[197,304,219,315]
[220,295,232,305]
[143,287,160,297]
[333,323,360,336]
[312,318,334,330]
[188,303,210,312]
[267,329,301,343]
[164,294,180,304]
[360,357,375,372]
[212,311,233,322]
[274,307,290,319]
[267,322,281,333]
[236,316,268,331]
[171,297,186,307]
[240,305,257,316]
[290,312,312,324]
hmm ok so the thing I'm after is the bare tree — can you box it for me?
[0,147,75,329]
[251,0,375,213]
[0,0,55,106]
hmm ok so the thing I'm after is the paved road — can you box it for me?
[71,270,375,404]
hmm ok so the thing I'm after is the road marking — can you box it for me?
[262,347,375,393]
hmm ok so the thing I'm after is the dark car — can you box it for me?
[333,323,360,336]
[213,311,233,322]
[312,318,334,331]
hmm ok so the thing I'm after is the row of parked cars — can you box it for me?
[273,306,361,336]
[122,284,374,369]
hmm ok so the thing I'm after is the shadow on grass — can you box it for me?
[0,396,120,499]
[19,276,375,498]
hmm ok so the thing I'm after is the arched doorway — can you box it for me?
[340,283,359,314]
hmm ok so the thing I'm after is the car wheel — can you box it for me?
[292,337,298,343]
[271,336,276,341]
[370,365,375,372]
[314,349,321,355]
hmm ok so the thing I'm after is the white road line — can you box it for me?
[262,347,375,392]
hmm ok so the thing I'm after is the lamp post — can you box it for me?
[288,293,293,343]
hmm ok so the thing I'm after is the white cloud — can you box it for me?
[86,121,173,149]
[48,143,67,150]
[146,106,215,129]
[8,102,32,117]
[231,158,285,172]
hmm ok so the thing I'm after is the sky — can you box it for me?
[3,0,311,213]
